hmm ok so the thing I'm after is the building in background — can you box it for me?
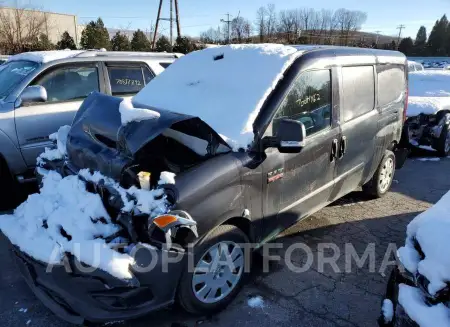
[0,7,82,53]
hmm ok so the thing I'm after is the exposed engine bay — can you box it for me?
[405,111,450,154]
[36,92,232,256]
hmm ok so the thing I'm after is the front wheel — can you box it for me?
[177,224,250,315]
[434,123,450,157]
[363,151,396,198]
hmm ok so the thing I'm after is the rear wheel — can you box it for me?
[363,151,396,198]
[434,123,450,157]
[177,224,250,315]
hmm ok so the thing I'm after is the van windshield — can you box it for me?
[0,60,39,99]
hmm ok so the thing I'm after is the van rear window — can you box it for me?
[342,66,375,122]
[377,65,405,107]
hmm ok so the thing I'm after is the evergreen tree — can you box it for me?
[131,29,152,51]
[155,35,172,52]
[172,36,196,54]
[111,31,130,51]
[413,26,427,56]
[398,37,414,56]
[80,18,111,50]
[427,15,448,55]
[415,26,427,46]
[34,33,55,50]
[390,40,396,50]
[56,31,77,50]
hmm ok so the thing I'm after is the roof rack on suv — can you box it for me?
[75,50,182,59]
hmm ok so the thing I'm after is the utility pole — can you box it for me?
[397,25,405,45]
[375,30,381,45]
[169,0,173,45]
[174,0,181,39]
[152,0,181,49]
[221,13,232,44]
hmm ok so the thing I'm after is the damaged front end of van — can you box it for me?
[8,92,233,324]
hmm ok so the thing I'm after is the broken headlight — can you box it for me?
[147,211,198,250]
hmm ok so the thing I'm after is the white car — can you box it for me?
[407,60,424,72]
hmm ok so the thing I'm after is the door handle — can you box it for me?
[330,139,338,162]
[339,136,347,159]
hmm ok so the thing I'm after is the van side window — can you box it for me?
[34,66,99,103]
[377,65,405,107]
[269,69,332,137]
[342,66,375,122]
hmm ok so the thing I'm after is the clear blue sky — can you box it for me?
[12,0,449,39]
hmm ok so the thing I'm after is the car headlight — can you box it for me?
[148,211,198,250]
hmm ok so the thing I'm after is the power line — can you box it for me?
[220,13,232,44]
[375,30,381,45]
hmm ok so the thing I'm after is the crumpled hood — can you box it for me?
[67,92,229,181]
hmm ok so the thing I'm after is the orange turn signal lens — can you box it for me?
[153,215,178,228]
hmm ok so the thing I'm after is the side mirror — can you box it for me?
[277,119,306,153]
[17,85,47,107]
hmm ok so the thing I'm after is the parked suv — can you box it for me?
[0,50,180,206]
[6,45,409,324]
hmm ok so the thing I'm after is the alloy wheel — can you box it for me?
[379,157,394,193]
[192,241,244,304]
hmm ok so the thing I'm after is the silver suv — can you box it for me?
[0,50,179,206]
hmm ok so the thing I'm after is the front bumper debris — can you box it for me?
[13,243,187,324]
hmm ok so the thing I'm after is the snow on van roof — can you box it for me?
[132,44,302,149]
[8,50,85,64]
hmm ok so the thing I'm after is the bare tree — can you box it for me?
[335,8,367,45]
[255,6,266,42]
[199,26,223,44]
[231,17,249,43]
[278,9,299,43]
[266,4,277,41]
[0,5,49,53]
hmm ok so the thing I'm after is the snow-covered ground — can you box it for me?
[397,190,450,327]
[408,70,450,117]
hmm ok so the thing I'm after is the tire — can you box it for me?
[363,151,396,198]
[177,224,250,315]
[434,123,450,157]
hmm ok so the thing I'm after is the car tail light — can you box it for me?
[404,87,409,122]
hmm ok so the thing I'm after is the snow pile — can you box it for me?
[37,125,71,165]
[1,127,174,279]
[398,190,450,295]
[0,168,172,279]
[398,284,450,327]
[158,171,176,185]
[407,97,450,117]
[396,190,450,326]
[0,170,134,279]
[409,70,450,97]
[119,98,160,125]
[407,70,450,117]
[248,296,265,309]
[133,44,301,149]
[381,299,394,323]
[8,50,85,64]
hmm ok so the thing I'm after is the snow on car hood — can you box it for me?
[398,190,450,295]
[407,70,450,117]
[132,44,301,149]
[396,191,450,326]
